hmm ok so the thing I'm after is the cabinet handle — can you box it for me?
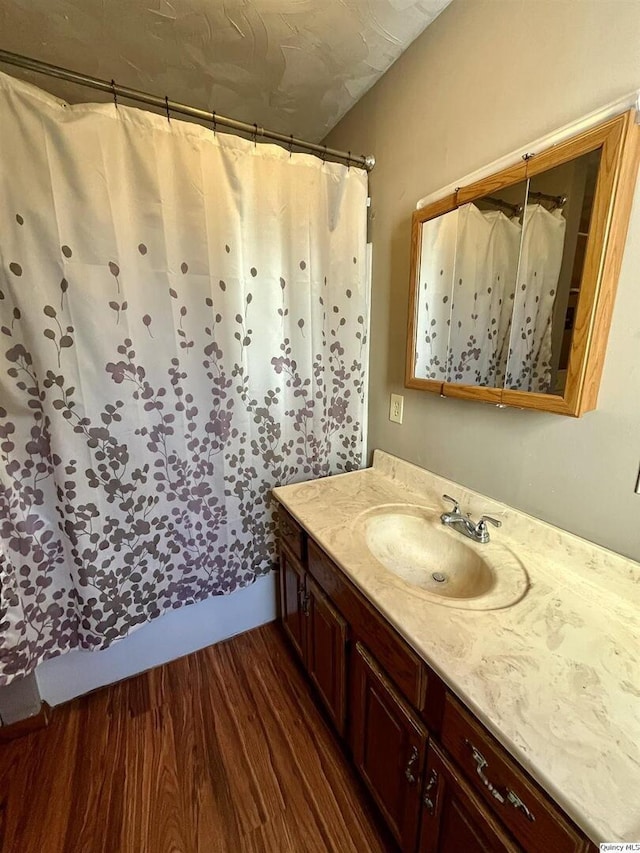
[465,740,505,803]
[465,740,535,822]
[404,745,419,784]
[301,590,310,616]
[423,768,439,814]
[297,585,309,616]
[507,789,535,822]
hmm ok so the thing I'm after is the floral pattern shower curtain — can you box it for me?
[414,206,458,381]
[505,205,566,392]
[447,205,521,386]
[416,202,566,392]
[0,72,369,683]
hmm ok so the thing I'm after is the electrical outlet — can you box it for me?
[389,393,404,424]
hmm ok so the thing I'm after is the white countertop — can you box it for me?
[273,450,640,844]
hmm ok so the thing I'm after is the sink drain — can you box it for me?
[432,572,447,583]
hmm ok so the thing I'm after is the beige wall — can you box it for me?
[325,0,640,560]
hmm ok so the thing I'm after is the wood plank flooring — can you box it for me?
[0,623,393,853]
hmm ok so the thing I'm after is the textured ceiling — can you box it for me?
[0,0,451,144]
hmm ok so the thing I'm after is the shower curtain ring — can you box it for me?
[289,135,294,158]
[111,79,118,110]
[322,145,327,164]
[212,110,217,136]
[253,123,258,147]
[347,151,351,171]
[165,96,171,123]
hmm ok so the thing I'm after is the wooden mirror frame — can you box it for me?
[405,110,640,417]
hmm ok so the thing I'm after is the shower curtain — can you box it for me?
[447,205,521,386]
[415,207,458,381]
[505,205,567,392]
[0,72,369,684]
[417,202,565,392]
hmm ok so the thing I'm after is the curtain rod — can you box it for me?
[0,49,375,172]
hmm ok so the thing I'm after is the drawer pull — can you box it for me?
[405,745,419,784]
[301,590,310,616]
[423,768,439,814]
[465,740,535,822]
[465,740,506,803]
[297,585,309,616]
[507,789,536,822]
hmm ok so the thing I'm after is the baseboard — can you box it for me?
[36,573,277,705]
[0,703,50,742]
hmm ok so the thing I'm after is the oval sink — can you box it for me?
[357,504,528,610]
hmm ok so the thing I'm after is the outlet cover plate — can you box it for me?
[389,393,404,424]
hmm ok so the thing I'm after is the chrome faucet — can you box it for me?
[440,495,501,544]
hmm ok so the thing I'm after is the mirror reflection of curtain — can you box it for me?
[415,209,458,380]
[506,205,566,392]
[447,205,521,386]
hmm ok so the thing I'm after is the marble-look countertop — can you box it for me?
[272,450,640,844]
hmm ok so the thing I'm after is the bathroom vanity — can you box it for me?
[273,452,640,852]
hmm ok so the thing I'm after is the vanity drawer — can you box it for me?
[277,505,306,563]
[441,695,590,853]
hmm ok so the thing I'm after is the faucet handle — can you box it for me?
[442,494,461,514]
[474,515,502,543]
[477,515,502,530]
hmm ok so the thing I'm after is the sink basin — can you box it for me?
[357,504,528,610]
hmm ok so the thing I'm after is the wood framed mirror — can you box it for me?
[406,110,640,416]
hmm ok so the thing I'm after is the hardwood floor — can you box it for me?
[0,623,393,853]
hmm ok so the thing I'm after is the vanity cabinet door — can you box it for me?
[351,641,427,852]
[279,544,307,662]
[419,743,519,853]
[305,576,348,737]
